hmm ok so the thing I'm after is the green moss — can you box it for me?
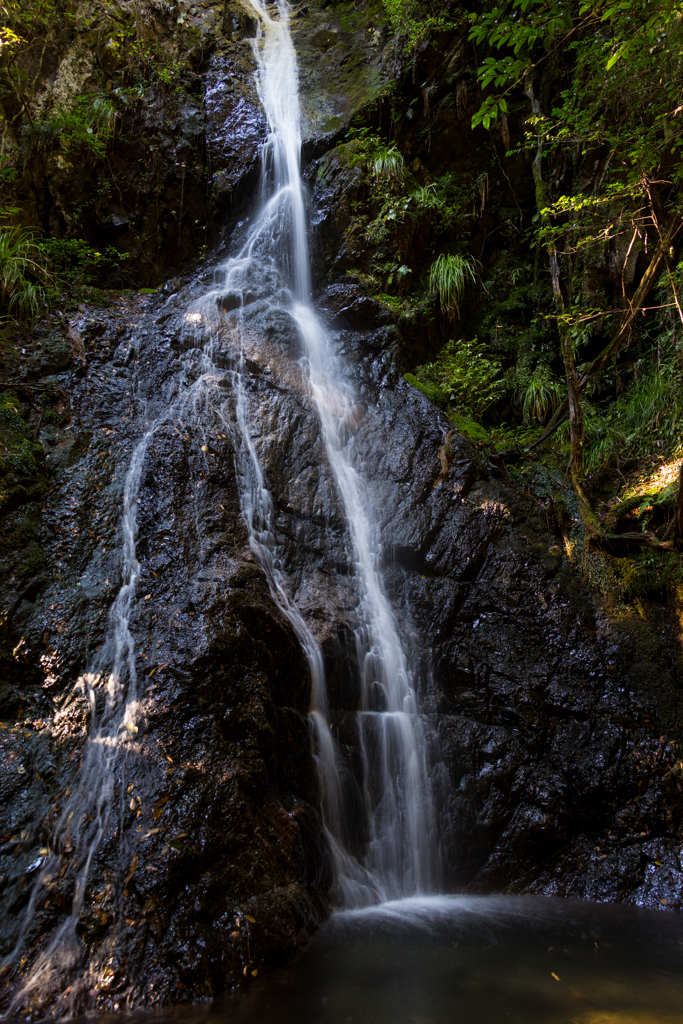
[579,546,683,604]
[451,412,490,442]
[404,372,445,405]
[0,391,47,514]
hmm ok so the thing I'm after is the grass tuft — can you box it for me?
[428,253,478,319]
[372,145,404,182]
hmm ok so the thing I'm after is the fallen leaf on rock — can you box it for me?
[142,829,161,839]
[124,855,138,883]
[251,969,258,977]
[246,915,256,924]
[153,796,169,820]
[551,973,560,981]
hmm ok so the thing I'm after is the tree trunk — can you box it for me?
[674,463,683,551]
[526,79,599,535]
[527,212,682,452]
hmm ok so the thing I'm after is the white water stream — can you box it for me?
[4,0,439,1011]
[200,0,440,903]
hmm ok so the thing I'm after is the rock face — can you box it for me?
[5,0,394,287]
[306,140,683,913]
[2,270,682,1017]
[1,1,683,1018]
[0,288,335,1015]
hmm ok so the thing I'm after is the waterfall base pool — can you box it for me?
[94,896,683,1024]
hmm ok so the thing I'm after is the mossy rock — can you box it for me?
[451,412,490,443]
[404,372,445,406]
[404,374,491,442]
[25,333,73,377]
[0,392,48,515]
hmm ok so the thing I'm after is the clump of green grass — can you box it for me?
[517,370,564,424]
[0,219,46,321]
[428,253,478,319]
[583,357,683,473]
[372,145,404,182]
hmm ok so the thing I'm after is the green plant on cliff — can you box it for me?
[380,0,460,50]
[27,95,116,160]
[429,253,479,320]
[373,144,405,183]
[0,390,47,513]
[0,218,46,321]
[410,337,505,419]
[37,237,128,289]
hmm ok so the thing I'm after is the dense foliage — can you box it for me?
[372,0,683,541]
[0,0,208,296]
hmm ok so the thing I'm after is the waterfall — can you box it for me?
[4,4,439,1009]
[194,0,440,904]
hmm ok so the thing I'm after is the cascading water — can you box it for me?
[191,0,440,904]
[4,2,440,1009]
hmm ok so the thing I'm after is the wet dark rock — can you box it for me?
[4,274,681,1016]
[0,294,337,1016]
[204,49,267,221]
[304,171,683,917]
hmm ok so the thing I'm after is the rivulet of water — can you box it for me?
[2,419,157,1013]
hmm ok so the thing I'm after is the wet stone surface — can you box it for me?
[2,260,682,1016]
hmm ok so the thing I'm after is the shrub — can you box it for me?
[411,337,505,419]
